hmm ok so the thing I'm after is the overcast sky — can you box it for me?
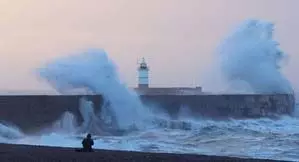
[0,0,298,92]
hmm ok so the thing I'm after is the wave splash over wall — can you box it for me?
[203,19,293,94]
[37,49,151,132]
[0,19,298,161]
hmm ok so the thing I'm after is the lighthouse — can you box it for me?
[138,58,149,89]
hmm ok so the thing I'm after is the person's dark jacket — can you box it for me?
[82,137,94,152]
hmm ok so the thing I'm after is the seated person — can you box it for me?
[76,133,94,152]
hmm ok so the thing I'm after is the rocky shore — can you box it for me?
[0,143,291,162]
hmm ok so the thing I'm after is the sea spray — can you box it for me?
[203,19,293,94]
[52,112,78,134]
[77,97,115,135]
[0,19,297,161]
[37,49,151,130]
[0,123,24,140]
[78,97,95,130]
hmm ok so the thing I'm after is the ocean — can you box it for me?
[0,19,298,162]
[1,113,299,161]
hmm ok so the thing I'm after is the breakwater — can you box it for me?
[0,95,103,134]
[0,94,295,134]
[140,94,295,119]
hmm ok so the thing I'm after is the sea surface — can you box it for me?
[1,19,298,161]
[0,111,298,162]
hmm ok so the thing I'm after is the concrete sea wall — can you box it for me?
[140,94,295,119]
[0,94,295,133]
[0,95,103,133]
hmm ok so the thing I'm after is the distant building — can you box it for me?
[134,58,202,95]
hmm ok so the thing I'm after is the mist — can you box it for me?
[201,19,293,94]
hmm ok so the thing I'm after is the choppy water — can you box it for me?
[0,19,297,161]
[0,113,298,161]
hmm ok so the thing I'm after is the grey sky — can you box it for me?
[0,0,298,91]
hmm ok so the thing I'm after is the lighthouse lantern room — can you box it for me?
[138,58,149,88]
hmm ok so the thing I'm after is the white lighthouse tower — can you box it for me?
[138,58,149,89]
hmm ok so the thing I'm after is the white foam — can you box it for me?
[0,19,297,161]
[37,49,152,130]
[203,19,293,94]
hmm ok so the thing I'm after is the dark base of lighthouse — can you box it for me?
[137,84,149,89]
